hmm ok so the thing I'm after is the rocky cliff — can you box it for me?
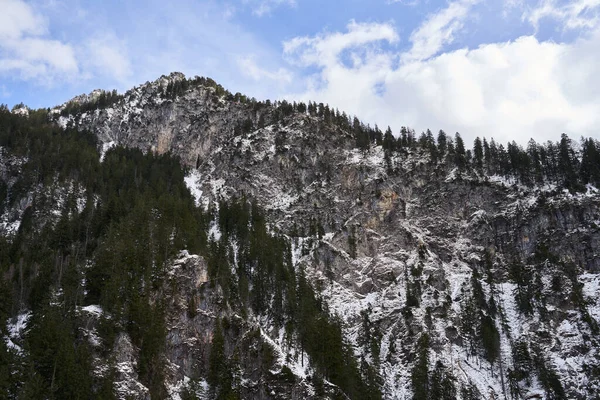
[2,72,600,399]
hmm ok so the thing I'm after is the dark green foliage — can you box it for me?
[208,319,238,399]
[24,307,93,399]
[296,268,381,399]
[461,382,481,400]
[359,307,382,367]
[580,137,600,186]
[454,132,467,170]
[460,269,501,364]
[0,108,208,398]
[354,117,370,151]
[480,314,500,363]
[60,89,123,116]
[473,137,484,171]
[508,261,535,315]
[279,365,296,383]
[411,333,430,400]
[532,348,566,400]
[510,340,532,384]
[430,361,457,400]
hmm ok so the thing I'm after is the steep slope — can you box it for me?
[0,106,374,400]
[3,72,600,399]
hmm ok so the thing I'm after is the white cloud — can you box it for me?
[0,0,47,40]
[83,35,132,83]
[243,0,296,17]
[525,0,600,31]
[0,0,78,83]
[284,20,399,67]
[237,55,292,84]
[285,6,600,145]
[403,0,479,62]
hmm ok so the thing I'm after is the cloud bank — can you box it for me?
[283,0,600,145]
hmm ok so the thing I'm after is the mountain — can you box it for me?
[1,72,600,399]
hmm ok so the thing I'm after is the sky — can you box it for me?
[1,0,600,145]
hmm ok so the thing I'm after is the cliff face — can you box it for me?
[3,72,598,399]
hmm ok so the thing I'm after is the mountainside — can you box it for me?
[2,72,600,399]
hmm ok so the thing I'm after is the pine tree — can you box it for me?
[473,136,484,172]
[430,361,456,400]
[558,133,579,191]
[580,138,600,186]
[411,333,430,400]
[452,133,466,170]
[437,130,447,159]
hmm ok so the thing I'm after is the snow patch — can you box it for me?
[100,141,116,162]
[184,169,204,207]
[81,304,103,317]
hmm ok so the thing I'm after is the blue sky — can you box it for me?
[1,0,600,144]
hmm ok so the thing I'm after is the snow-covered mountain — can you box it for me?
[2,72,600,399]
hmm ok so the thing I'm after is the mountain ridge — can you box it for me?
[1,72,600,399]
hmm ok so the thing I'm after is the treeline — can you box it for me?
[372,124,599,192]
[46,74,599,195]
[60,89,123,117]
[230,95,599,193]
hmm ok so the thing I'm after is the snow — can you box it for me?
[100,140,116,162]
[5,312,31,353]
[81,304,103,317]
[344,146,386,178]
[208,220,222,242]
[12,106,29,116]
[210,178,227,198]
[114,362,149,398]
[259,327,311,380]
[166,376,191,400]
[264,191,298,211]
[0,219,21,235]
[184,169,204,207]
[8,312,31,338]
[581,273,600,321]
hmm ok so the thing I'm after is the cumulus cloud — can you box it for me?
[284,20,399,67]
[0,0,78,82]
[285,1,600,145]
[0,0,47,40]
[403,0,479,62]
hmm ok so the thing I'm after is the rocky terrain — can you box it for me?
[2,72,600,399]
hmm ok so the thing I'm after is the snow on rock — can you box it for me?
[208,220,222,242]
[80,304,104,317]
[184,169,204,207]
[5,312,31,353]
[100,140,116,162]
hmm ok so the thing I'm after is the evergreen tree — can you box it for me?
[580,138,600,186]
[483,137,491,172]
[437,130,447,159]
[473,137,484,172]
[558,133,579,191]
[430,361,456,400]
[411,333,430,400]
[454,132,467,170]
